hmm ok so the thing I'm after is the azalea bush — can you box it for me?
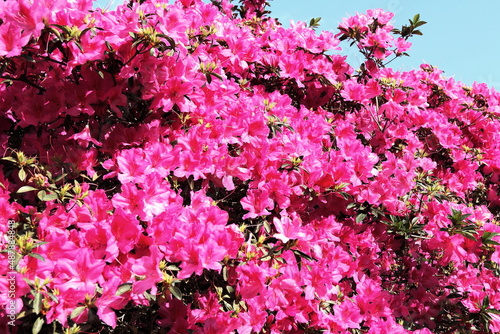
[1,0,500,333]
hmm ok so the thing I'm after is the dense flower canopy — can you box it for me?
[1,0,500,333]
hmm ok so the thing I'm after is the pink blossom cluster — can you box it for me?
[1,0,500,333]
[337,8,412,60]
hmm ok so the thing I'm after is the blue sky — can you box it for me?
[93,0,500,90]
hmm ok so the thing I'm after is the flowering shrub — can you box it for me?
[1,0,500,333]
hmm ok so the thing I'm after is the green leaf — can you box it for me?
[263,220,272,233]
[412,14,420,24]
[28,253,46,262]
[21,54,35,63]
[73,41,84,52]
[294,251,303,271]
[239,300,247,312]
[131,38,143,49]
[356,213,367,224]
[275,256,287,264]
[223,300,233,311]
[449,208,471,220]
[115,283,132,296]
[37,190,45,201]
[37,190,58,202]
[33,291,42,314]
[143,291,156,302]
[483,295,490,309]
[414,21,427,28]
[222,266,228,281]
[337,191,351,200]
[17,186,38,194]
[165,264,180,271]
[49,27,62,40]
[211,72,223,81]
[23,277,35,286]
[291,249,318,262]
[80,27,93,39]
[481,311,492,321]
[169,286,183,300]
[70,306,86,319]
[32,317,45,334]
[485,239,500,246]
[33,241,48,248]
[46,291,59,303]
[18,168,27,182]
[346,202,357,210]
[12,252,22,269]
[458,231,478,241]
[165,36,175,50]
[53,173,67,183]
[1,156,17,163]
[51,24,71,35]
[482,232,500,246]
[260,254,272,261]
[309,17,322,29]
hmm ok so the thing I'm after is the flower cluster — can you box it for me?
[1,0,500,333]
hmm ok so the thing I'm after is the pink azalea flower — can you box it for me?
[116,148,148,184]
[333,299,363,330]
[67,125,102,148]
[236,262,267,299]
[0,22,32,57]
[273,211,307,243]
[237,299,268,334]
[241,189,274,219]
[95,276,129,327]
[341,80,366,101]
[395,37,412,54]
[109,208,142,253]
